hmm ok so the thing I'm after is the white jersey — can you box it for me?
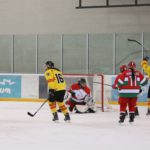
[74,89,87,100]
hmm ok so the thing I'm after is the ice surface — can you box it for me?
[0,102,150,150]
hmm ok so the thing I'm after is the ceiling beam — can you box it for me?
[76,0,150,9]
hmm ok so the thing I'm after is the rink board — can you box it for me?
[0,98,148,106]
[0,74,148,106]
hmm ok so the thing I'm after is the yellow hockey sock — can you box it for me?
[48,101,57,114]
[57,102,68,115]
[147,99,150,108]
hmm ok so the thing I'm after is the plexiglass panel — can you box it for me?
[38,35,61,73]
[63,34,87,74]
[89,34,113,74]
[143,32,150,58]
[0,35,12,73]
[0,33,148,74]
[14,35,36,73]
[116,33,142,73]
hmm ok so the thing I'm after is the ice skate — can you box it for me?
[119,113,126,124]
[64,113,71,122]
[146,108,150,116]
[135,107,139,117]
[52,112,59,122]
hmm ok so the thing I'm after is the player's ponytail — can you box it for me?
[131,68,135,81]
[128,61,136,82]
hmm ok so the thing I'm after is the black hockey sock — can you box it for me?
[129,113,135,123]
[119,113,126,123]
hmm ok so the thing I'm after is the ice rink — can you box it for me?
[0,102,150,150]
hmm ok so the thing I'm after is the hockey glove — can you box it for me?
[70,90,75,97]
[112,84,117,89]
[139,88,142,93]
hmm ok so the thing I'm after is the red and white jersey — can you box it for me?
[113,73,122,89]
[68,83,91,102]
[117,69,147,97]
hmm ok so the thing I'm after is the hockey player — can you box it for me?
[66,78,96,113]
[113,65,140,117]
[112,65,128,116]
[44,61,71,122]
[116,61,147,123]
[141,56,150,115]
[112,65,127,89]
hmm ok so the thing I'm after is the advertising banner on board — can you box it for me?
[0,75,21,98]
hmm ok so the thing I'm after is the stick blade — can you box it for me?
[128,38,133,41]
[27,112,34,117]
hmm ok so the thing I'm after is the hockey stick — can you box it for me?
[128,38,143,46]
[27,100,48,117]
[128,38,150,51]
[93,82,112,87]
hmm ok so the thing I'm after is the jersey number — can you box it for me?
[55,74,64,83]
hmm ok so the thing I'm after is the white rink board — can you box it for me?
[104,75,113,100]
[0,74,147,105]
[21,75,39,99]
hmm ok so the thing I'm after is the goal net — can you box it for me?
[64,74,113,112]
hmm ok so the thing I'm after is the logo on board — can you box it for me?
[0,75,21,98]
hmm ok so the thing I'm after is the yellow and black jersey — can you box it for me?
[141,60,150,78]
[44,68,66,91]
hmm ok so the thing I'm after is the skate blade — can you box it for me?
[118,122,124,126]
[129,122,134,125]
[53,120,59,123]
[65,120,71,123]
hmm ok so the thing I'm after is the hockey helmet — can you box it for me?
[45,61,54,68]
[79,78,86,84]
[120,65,127,73]
[128,61,136,69]
[78,78,86,87]
[143,56,149,61]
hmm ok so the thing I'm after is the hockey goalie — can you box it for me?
[65,78,96,113]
